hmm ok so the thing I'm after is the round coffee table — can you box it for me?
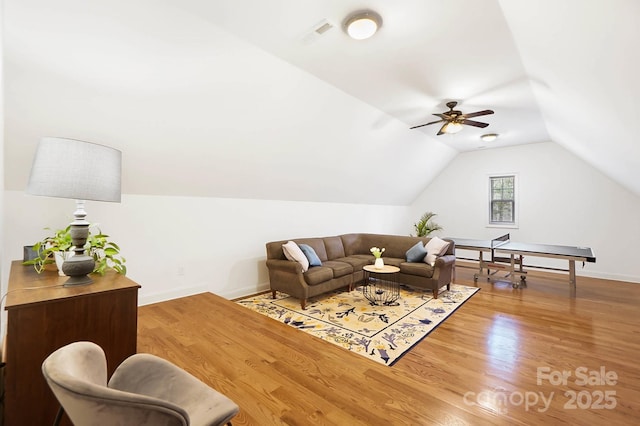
[362,264,401,306]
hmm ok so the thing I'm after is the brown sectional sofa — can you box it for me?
[265,233,456,309]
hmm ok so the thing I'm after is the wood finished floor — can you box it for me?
[137,266,640,425]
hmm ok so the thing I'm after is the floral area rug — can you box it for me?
[235,284,479,366]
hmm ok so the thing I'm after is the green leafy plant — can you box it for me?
[23,226,73,273]
[87,228,127,275]
[412,212,443,237]
[23,225,126,275]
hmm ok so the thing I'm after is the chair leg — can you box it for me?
[271,290,277,299]
[53,406,64,426]
[433,288,439,299]
[300,299,306,310]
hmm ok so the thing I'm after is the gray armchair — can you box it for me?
[41,341,239,425]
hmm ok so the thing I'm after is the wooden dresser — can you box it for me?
[3,261,141,425]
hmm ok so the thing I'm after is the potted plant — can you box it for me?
[370,246,385,269]
[23,225,126,276]
[23,226,73,274]
[412,211,443,237]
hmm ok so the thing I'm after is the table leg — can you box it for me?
[474,250,485,282]
[569,260,576,298]
[509,254,518,288]
[362,271,400,306]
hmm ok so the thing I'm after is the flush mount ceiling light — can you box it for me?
[481,133,499,142]
[344,11,382,40]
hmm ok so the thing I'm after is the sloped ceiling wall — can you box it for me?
[3,0,456,206]
[3,0,639,205]
[500,0,640,196]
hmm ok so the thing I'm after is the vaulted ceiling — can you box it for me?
[4,0,639,205]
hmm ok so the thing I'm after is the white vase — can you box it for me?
[374,257,384,269]
[54,251,74,276]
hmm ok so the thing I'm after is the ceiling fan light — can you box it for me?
[344,11,382,40]
[444,122,463,134]
[481,133,499,142]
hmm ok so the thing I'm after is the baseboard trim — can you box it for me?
[455,260,640,284]
[139,282,272,306]
[220,282,271,300]
[139,284,210,306]
[138,270,639,308]
[579,270,640,284]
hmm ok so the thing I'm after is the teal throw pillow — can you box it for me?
[299,244,322,267]
[406,241,428,262]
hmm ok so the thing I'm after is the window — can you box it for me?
[489,174,517,227]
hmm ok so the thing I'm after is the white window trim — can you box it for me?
[487,173,519,229]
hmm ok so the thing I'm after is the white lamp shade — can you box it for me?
[27,137,122,202]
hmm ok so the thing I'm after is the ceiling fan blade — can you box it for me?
[436,123,448,135]
[463,109,494,119]
[461,119,490,128]
[409,119,444,130]
[433,113,451,119]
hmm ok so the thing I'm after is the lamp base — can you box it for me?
[63,275,94,286]
[61,255,94,286]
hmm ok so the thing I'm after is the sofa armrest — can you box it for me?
[434,254,455,267]
[266,258,303,273]
[432,254,455,286]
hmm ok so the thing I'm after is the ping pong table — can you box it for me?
[449,234,596,297]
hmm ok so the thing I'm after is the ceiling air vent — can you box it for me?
[301,19,334,45]
[315,21,333,35]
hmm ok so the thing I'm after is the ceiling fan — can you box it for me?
[410,101,494,135]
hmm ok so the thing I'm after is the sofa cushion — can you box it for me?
[323,236,346,260]
[299,244,322,267]
[335,256,370,270]
[294,238,329,261]
[406,241,428,262]
[321,260,353,278]
[348,254,374,263]
[282,241,309,272]
[303,267,334,285]
[400,262,435,278]
[382,257,404,267]
[424,237,450,266]
[340,234,365,256]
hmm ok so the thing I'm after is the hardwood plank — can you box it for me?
[137,268,640,425]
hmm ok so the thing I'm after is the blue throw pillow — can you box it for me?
[406,241,428,263]
[298,244,322,267]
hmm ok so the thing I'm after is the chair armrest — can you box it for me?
[109,354,238,425]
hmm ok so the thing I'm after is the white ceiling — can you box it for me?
[189,0,551,152]
[3,0,639,204]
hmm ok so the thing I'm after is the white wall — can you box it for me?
[2,192,411,305]
[411,141,640,283]
[1,2,4,306]
[5,140,639,316]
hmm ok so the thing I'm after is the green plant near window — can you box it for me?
[412,212,443,237]
[23,225,127,275]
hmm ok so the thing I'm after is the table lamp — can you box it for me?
[26,137,122,286]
